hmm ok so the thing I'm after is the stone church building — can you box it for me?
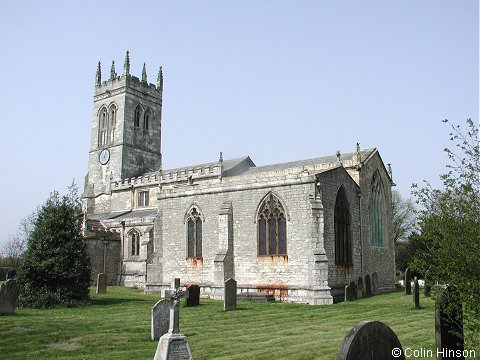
[83,53,396,304]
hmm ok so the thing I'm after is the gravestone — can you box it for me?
[224,278,237,311]
[365,274,372,297]
[96,273,107,294]
[357,277,364,299]
[151,299,171,340]
[404,269,412,295]
[413,277,420,308]
[186,285,200,306]
[338,320,405,360]
[424,271,431,297]
[435,286,464,359]
[349,281,357,300]
[0,279,20,315]
[153,288,193,360]
[344,285,351,302]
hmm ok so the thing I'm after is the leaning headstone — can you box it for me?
[0,279,20,315]
[404,269,412,295]
[186,285,200,307]
[413,277,420,308]
[154,289,193,360]
[436,286,464,359]
[224,278,237,311]
[151,299,171,340]
[338,320,405,360]
[96,273,107,294]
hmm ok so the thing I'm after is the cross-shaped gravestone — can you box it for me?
[168,288,184,334]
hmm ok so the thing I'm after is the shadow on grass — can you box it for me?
[91,297,148,306]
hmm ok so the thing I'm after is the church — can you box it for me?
[82,52,396,304]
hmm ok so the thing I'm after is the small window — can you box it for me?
[109,105,117,143]
[186,207,202,258]
[138,191,149,207]
[257,193,287,256]
[131,231,140,256]
[144,109,151,132]
[134,105,141,128]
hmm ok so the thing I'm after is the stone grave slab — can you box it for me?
[338,320,405,360]
[96,273,107,294]
[224,278,237,311]
[186,285,200,306]
[0,279,20,315]
[151,299,171,340]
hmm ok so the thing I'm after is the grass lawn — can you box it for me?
[1,287,438,359]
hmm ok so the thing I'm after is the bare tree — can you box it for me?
[392,189,417,242]
[1,210,37,268]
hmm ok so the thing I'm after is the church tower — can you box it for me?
[84,52,163,211]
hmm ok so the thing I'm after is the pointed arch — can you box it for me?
[133,104,143,128]
[108,103,117,143]
[185,205,203,258]
[143,108,152,132]
[256,192,287,256]
[369,171,386,246]
[98,105,109,146]
[334,185,352,265]
[127,228,141,256]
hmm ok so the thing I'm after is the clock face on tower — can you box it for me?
[99,149,110,165]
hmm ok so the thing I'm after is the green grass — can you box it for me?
[0,287,439,359]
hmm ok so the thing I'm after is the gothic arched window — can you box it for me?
[370,171,385,247]
[98,106,108,146]
[134,105,142,128]
[143,109,151,132]
[131,230,140,256]
[334,186,352,265]
[109,104,117,143]
[257,193,287,256]
[186,207,202,259]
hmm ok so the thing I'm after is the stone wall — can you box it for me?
[85,230,121,285]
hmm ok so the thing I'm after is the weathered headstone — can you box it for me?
[435,286,464,359]
[404,269,412,295]
[349,281,357,300]
[357,277,364,299]
[365,274,372,297]
[0,279,20,315]
[96,273,107,294]
[344,285,351,302]
[186,285,200,306]
[413,277,420,308]
[338,320,405,360]
[224,278,237,311]
[151,299,171,340]
[153,289,193,360]
[424,271,431,297]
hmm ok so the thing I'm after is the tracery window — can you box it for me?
[257,193,287,256]
[131,230,140,256]
[334,186,352,265]
[186,207,202,258]
[134,105,141,128]
[370,171,385,247]
[99,107,108,146]
[109,105,117,143]
[143,109,151,132]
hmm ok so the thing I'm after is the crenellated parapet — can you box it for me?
[160,163,222,184]
[112,171,161,190]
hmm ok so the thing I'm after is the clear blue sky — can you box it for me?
[0,1,478,246]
